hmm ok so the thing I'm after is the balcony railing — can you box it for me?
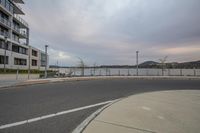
[12,24,28,38]
[0,0,14,14]
[0,30,9,38]
[12,24,20,32]
[20,30,27,37]
[0,16,11,27]
[13,14,28,27]
[12,35,27,45]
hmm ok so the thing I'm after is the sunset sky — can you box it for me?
[22,0,200,66]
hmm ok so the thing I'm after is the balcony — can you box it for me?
[0,0,14,14]
[12,24,20,32]
[0,16,11,28]
[12,2,24,15]
[0,30,9,38]
[13,14,28,28]
[11,34,27,47]
[12,0,24,4]
[12,25,28,38]
[19,30,27,38]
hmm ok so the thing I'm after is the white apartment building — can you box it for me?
[0,0,48,70]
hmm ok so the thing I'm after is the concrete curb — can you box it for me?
[0,76,200,90]
[72,98,122,133]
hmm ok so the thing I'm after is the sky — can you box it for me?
[21,0,200,66]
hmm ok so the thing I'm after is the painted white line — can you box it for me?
[0,99,118,130]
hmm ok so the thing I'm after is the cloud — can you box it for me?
[161,46,200,55]
[23,0,200,65]
[48,49,75,66]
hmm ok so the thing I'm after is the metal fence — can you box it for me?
[54,68,200,77]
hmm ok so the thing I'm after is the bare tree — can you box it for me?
[159,56,168,76]
[77,57,86,76]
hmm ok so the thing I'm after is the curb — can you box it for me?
[72,98,122,133]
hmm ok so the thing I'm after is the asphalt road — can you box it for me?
[0,79,200,133]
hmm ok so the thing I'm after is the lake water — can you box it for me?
[50,68,200,76]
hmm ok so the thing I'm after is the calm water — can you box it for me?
[50,68,200,76]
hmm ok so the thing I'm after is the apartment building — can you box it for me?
[0,0,48,70]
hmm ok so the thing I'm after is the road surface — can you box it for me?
[0,79,200,133]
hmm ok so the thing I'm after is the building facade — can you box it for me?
[0,0,48,70]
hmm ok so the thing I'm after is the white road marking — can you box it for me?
[0,99,118,130]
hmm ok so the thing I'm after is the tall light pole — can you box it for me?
[136,51,139,76]
[28,45,31,79]
[4,37,8,73]
[45,45,48,78]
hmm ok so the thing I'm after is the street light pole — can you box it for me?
[45,45,48,78]
[28,45,31,79]
[4,37,8,73]
[136,51,139,76]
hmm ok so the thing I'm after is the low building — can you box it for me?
[0,0,48,71]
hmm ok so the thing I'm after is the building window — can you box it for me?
[32,59,37,66]
[12,33,20,42]
[0,25,9,37]
[0,55,8,64]
[12,44,27,55]
[0,39,10,50]
[14,58,27,66]
[32,50,38,57]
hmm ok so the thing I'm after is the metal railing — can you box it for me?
[12,24,19,32]
[0,0,14,14]
[12,24,28,38]
[13,14,28,27]
[0,16,11,27]
[12,34,20,43]
[20,30,27,37]
[0,30,9,38]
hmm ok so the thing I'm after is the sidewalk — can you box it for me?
[83,90,200,133]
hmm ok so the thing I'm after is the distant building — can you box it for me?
[0,0,48,70]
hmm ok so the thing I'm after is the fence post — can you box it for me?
[118,70,120,76]
[16,69,19,80]
[194,68,196,76]
[168,69,170,76]
[128,69,130,76]
[74,69,76,76]
[146,69,149,76]
[90,69,93,76]
[180,69,182,76]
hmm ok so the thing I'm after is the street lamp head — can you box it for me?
[45,45,48,47]
[136,51,139,53]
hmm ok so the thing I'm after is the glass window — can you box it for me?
[32,50,38,57]
[14,58,27,66]
[0,55,8,64]
[32,59,37,66]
